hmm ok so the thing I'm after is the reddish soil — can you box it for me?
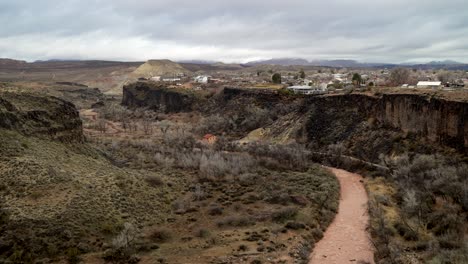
[309,167,374,264]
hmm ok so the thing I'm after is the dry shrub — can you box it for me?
[103,223,140,264]
[207,204,223,216]
[149,228,172,243]
[145,175,164,187]
[194,228,210,238]
[271,207,298,223]
[216,215,254,227]
[198,151,254,181]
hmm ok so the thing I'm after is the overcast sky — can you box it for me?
[1,0,468,63]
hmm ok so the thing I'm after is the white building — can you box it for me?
[332,73,347,79]
[194,75,211,83]
[416,81,442,89]
[151,76,161,81]
[288,85,328,95]
[162,77,181,82]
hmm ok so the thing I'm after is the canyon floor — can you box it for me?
[309,168,374,264]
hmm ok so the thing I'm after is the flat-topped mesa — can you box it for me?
[0,92,83,142]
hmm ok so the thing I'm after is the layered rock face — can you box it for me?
[121,82,468,153]
[122,81,195,113]
[218,89,468,153]
[0,92,83,142]
[378,94,467,151]
[304,94,468,153]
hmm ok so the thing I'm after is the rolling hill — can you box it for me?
[131,59,191,78]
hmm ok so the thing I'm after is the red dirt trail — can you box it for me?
[309,167,374,264]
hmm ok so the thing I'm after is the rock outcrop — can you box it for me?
[211,88,468,154]
[304,93,468,154]
[379,94,467,151]
[122,81,196,113]
[0,92,83,142]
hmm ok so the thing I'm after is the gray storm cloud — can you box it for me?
[0,0,467,63]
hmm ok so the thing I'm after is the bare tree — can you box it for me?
[129,121,138,132]
[389,68,411,86]
[158,120,171,135]
[96,119,107,133]
[112,223,137,250]
[122,118,130,132]
[437,70,454,84]
[141,118,153,135]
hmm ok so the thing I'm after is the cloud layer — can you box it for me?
[1,0,468,63]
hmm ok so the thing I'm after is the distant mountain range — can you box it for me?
[2,57,468,71]
[176,59,218,65]
[245,58,467,69]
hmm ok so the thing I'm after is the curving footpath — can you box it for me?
[309,167,374,264]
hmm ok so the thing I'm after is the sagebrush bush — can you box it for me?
[216,215,254,227]
[149,228,172,243]
[145,175,164,187]
[371,153,468,263]
[271,207,298,222]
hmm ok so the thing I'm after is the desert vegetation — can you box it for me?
[84,107,340,263]
[0,89,342,263]
[365,154,468,264]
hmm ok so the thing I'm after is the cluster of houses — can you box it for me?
[136,67,467,95]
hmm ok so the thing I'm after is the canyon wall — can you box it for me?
[122,82,195,113]
[120,82,468,153]
[222,89,468,154]
[378,94,467,151]
[304,94,468,153]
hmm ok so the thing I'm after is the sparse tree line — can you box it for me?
[388,67,467,86]
[100,130,311,183]
[85,102,167,135]
[89,102,312,181]
[88,101,287,138]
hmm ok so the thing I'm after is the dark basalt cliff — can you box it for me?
[379,94,467,151]
[304,94,468,154]
[0,92,83,142]
[220,89,468,154]
[122,82,196,113]
[120,82,468,154]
